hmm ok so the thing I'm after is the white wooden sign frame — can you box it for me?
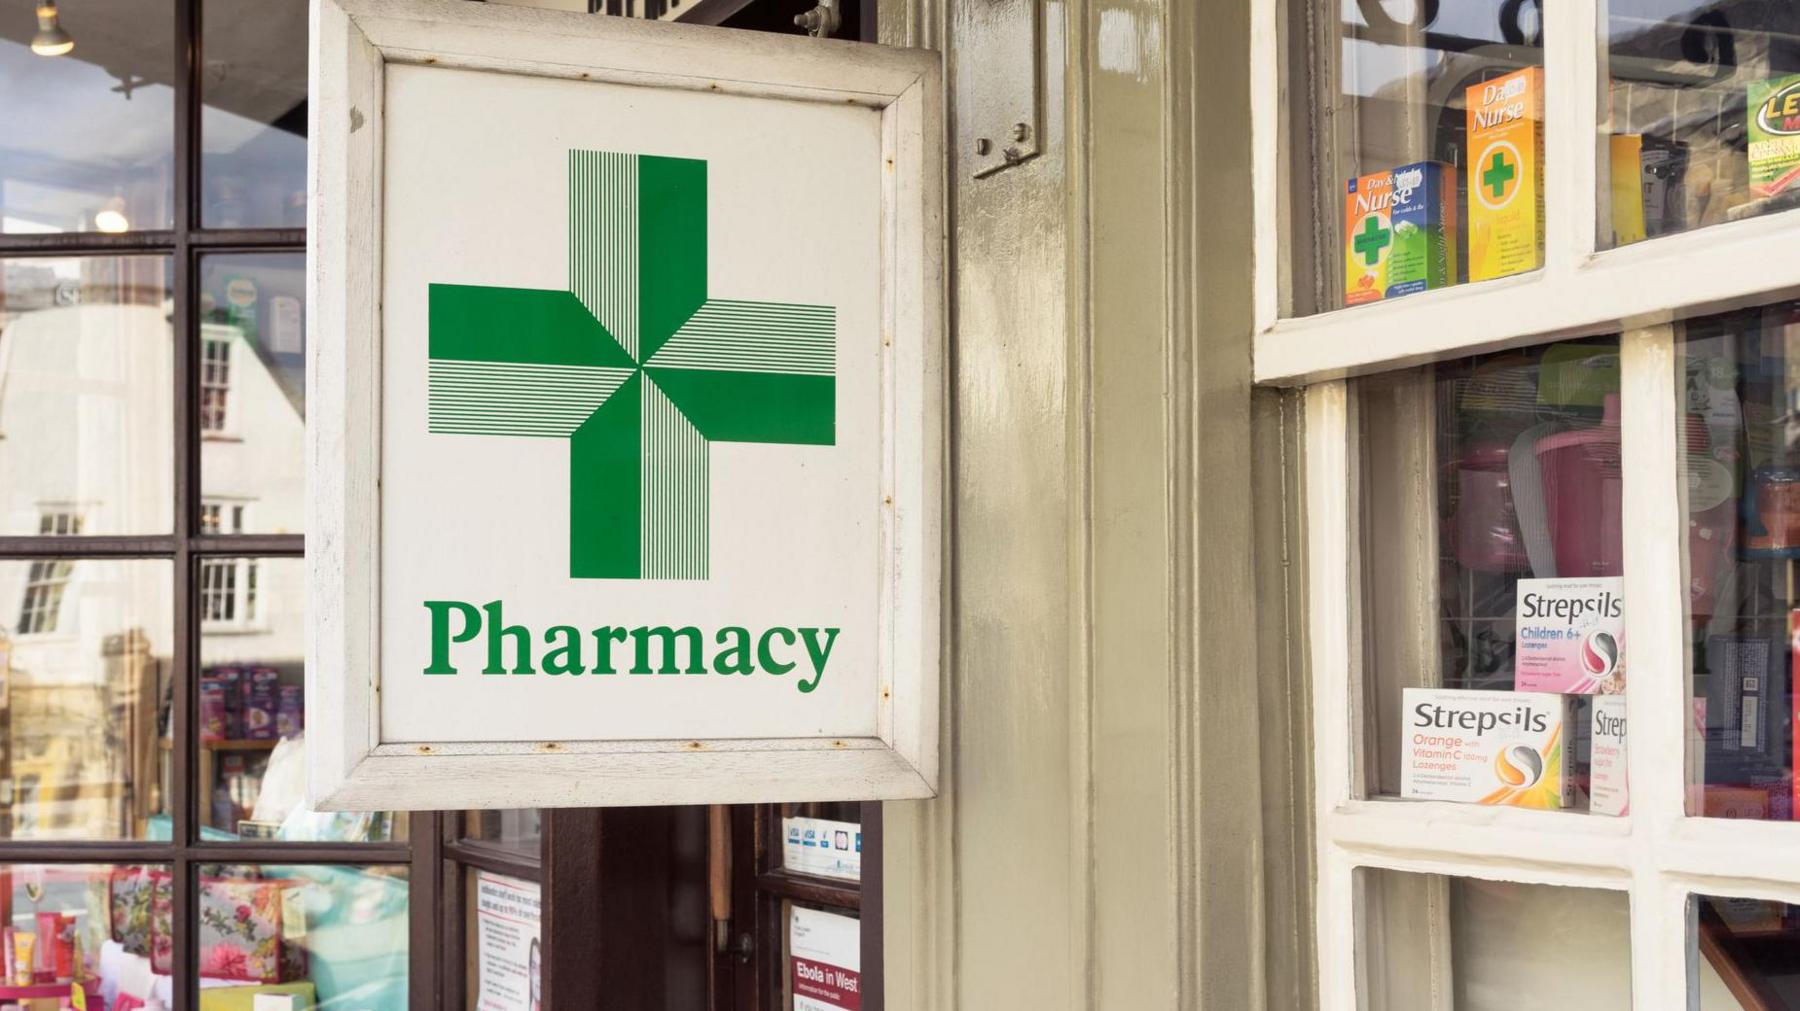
[306,0,944,810]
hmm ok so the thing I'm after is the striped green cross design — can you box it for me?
[426,150,836,580]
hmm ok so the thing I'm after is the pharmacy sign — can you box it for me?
[308,0,943,810]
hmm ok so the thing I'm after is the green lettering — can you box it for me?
[483,600,535,674]
[796,627,839,694]
[714,626,755,675]
[590,626,629,674]
[632,625,706,674]
[757,627,797,675]
[422,600,481,675]
[542,625,586,675]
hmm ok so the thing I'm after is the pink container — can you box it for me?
[1534,395,1624,579]
[1452,441,1532,572]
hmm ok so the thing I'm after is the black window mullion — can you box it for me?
[172,0,200,1004]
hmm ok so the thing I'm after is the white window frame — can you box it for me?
[198,556,261,631]
[1251,1,1800,1005]
[198,324,237,437]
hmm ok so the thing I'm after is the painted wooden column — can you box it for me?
[879,0,1311,1007]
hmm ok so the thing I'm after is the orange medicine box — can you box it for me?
[1466,67,1544,282]
[1343,170,1395,305]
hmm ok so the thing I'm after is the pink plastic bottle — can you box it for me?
[1533,394,1624,579]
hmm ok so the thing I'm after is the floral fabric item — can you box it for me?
[109,866,156,957]
[198,877,289,983]
[149,870,174,974]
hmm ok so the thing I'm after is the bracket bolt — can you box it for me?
[1010,122,1030,142]
[975,137,992,156]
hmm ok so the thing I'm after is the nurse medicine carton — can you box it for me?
[1402,687,1576,809]
[1466,67,1544,282]
[1344,162,1457,305]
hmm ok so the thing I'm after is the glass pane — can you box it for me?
[467,868,540,1010]
[0,863,162,1000]
[0,256,175,535]
[1284,0,1545,315]
[1678,299,1799,821]
[778,802,862,882]
[198,253,305,535]
[786,902,861,1011]
[199,558,402,842]
[0,560,171,840]
[1361,339,1626,813]
[1602,4,1800,248]
[1358,869,1631,1008]
[191,865,408,1005]
[462,810,541,856]
[201,0,308,228]
[0,2,175,233]
[1692,893,1800,1007]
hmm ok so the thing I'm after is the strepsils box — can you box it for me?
[1402,687,1575,809]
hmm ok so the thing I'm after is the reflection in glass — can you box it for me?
[462,810,542,855]
[198,558,401,843]
[1693,893,1800,1007]
[1358,870,1631,1009]
[1361,340,1624,811]
[1603,2,1800,247]
[0,2,175,233]
[201,0,308,227]
[1291,0,1545,314]
[0,864,162,998]
[1678,300,1799,821]
[0,257,175,536]
[0,561,171,840]
[198,253,305,535]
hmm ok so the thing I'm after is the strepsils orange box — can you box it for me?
[1402,687,1575,809]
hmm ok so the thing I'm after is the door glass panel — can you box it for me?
[0,2,175,233]
[462,810,542,857]
[201,0,308,228]
[0,560,171,840]
[1284,0,1546,315]
[0,863,163,997]
[197,253,306,534]
[1361,340,1627,813]
[0,256,175,536]
[467,867,540,1011]
[1677,298,1800,820]
[1358,869,1632,1008]
[197,557,402,842]
[1602,2,1800,248]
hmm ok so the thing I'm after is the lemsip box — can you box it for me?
[1402,688,1575,809]
[1343,162,1456,305]
[1466,67,1544,281]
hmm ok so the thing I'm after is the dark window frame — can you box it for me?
[0,0,440,1007]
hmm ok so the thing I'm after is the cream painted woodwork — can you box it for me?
[878,0,1312,1008]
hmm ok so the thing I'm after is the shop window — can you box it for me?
[1268,2,1800,1004]
[15,559,74,636]
[199,333,234,434]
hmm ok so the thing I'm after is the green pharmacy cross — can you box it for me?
[427,151,836,580]
[1353,214,1391,266]
[1482,150,1516,201]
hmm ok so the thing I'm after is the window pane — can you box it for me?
[1602,4,1800,248]
[0,560,171,840]
[1361,340,1626,813]
[198,253,305,534]
[1358,869,1631,1008]
[0,863,163,999]
[1678,300,1800,821]
[199,558,402,842]
[1692,893,1800,1007]
[462,810,542,856]
[201,0,307,228]
[1284,0,1545,315]
[0,3,175,233]
[191,865,408,1004]
[0,257,175,535]
[779,802,862,882]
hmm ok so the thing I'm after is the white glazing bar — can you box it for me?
[1249,0,1281,332]
[1305,381,1358,1010]
[1541,0,1597,272]
[1618,324,1690,1004]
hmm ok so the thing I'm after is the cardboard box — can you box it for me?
[1401,687,1575,809]
[1749,72,1800,198]
[1343,170,1394,305]
[1466,67,1544,281]
[1589,694,1628,816]
[1514,577,1625,694]
[1386,162,1458,297]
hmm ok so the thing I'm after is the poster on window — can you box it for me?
[790,906,860,1011]
[475,871,542,1011]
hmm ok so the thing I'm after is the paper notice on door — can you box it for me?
[782,816,862,881]
[475,871,542,1011]
[790,906,860,1011]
